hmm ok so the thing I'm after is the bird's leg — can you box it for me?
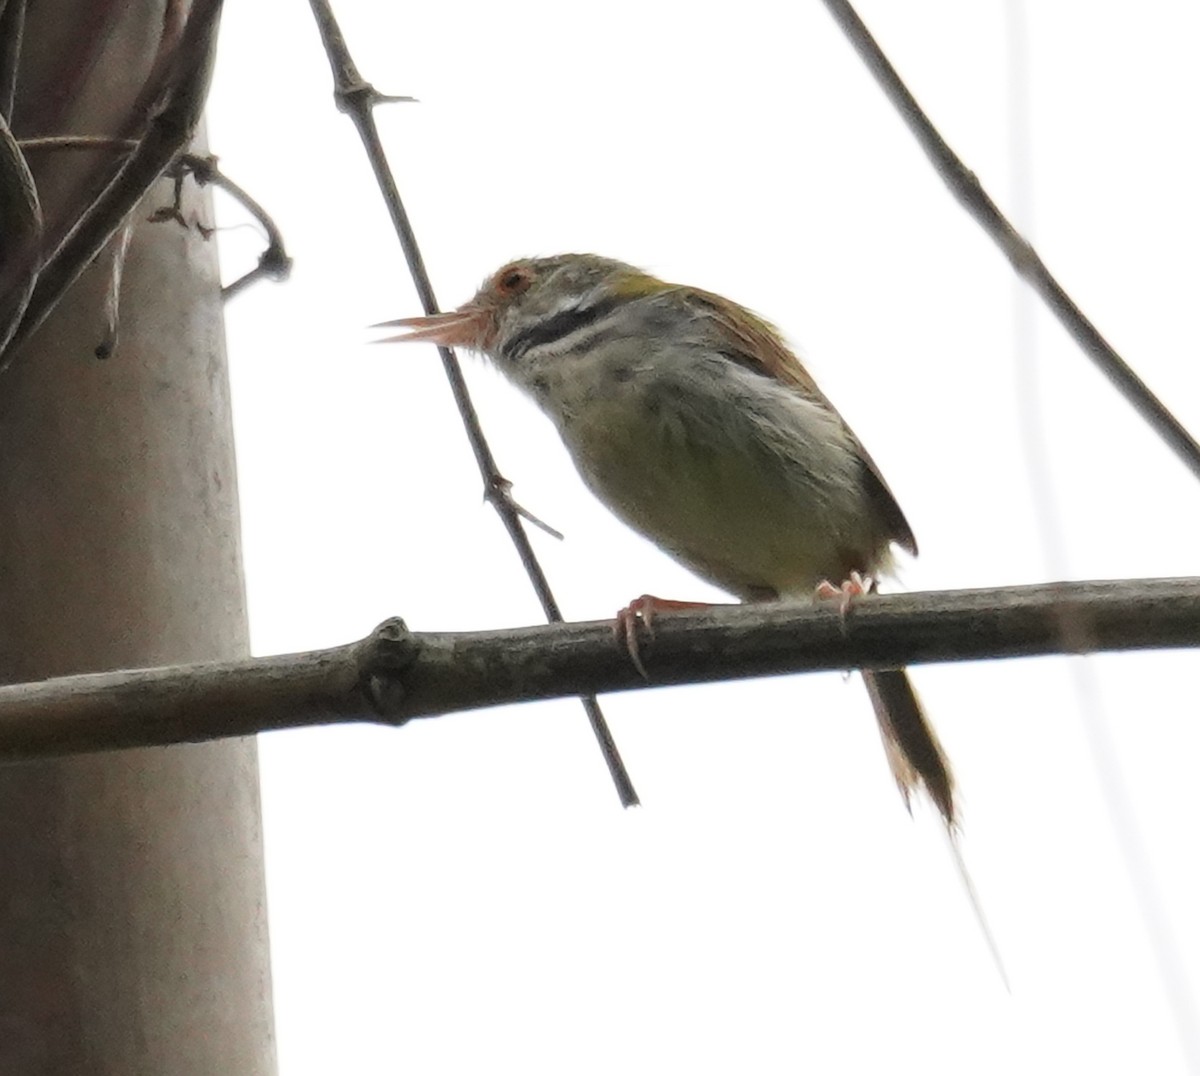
[615,594,713,679]
[814,570,873,624]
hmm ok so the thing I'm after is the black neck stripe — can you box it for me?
[504,295,622,360]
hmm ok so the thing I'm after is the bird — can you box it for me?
[379,253,1003,975]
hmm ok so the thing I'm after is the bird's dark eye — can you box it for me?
[495,266,532,296]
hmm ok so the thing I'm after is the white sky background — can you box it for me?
[207,2,1200,1073]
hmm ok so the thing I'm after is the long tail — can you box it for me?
[861,668,1009,989]
[861,668,955,826]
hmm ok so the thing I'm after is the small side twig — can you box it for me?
[487,476,564,542]
[820,0,1200,485]
[304,0,639,807]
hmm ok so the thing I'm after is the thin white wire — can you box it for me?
[1004,4,1200,1070]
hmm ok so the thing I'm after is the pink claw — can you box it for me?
[814,571,873,622]
[614,594,712,679]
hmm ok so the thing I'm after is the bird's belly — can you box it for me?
[559,390,878,599]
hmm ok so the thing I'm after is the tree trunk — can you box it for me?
[0,2,276,1071]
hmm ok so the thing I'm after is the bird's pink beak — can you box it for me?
[372,307,490,350]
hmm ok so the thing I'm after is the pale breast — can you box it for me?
[548,345,896,599]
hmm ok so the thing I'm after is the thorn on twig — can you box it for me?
[486,475,565,541]
[334,79,416,115]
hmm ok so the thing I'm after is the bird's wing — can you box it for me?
[683,287,918,557]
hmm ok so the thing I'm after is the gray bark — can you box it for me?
[0,2,276,1071]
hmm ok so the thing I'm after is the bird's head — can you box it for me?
[376,253,669,366]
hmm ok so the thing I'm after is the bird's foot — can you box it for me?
[615,594,711,679]
[814,571,872,625]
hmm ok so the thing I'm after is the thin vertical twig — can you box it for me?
[819,0,1200,485]
[303,0,639,807]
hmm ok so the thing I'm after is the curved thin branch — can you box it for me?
[18,140,293,301]
[820,0,1200,484]
[304,0,637,806]
[0,577,1195,764]
[174,156,293,300]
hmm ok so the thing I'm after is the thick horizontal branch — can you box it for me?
[0,577,1195,763]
